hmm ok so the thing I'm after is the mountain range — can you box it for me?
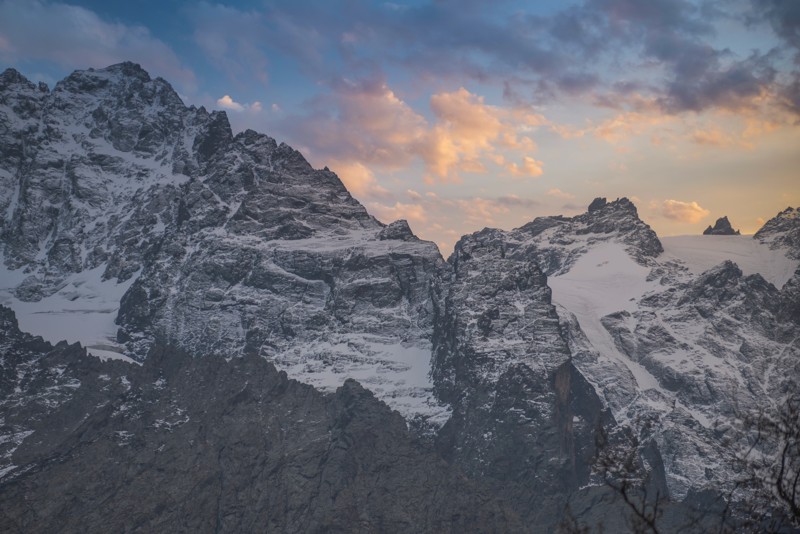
[0,63,798,532]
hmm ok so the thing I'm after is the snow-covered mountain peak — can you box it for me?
[0,64,451,425]
[56,62,154,92]
[586,195,637,214]
[510,197,662,275]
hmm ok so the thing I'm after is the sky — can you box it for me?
[1,0,799,252]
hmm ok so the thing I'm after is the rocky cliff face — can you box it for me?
[543,204,800,501]
[430,194,799,508]
[0,63,448,426]
[430,227,612,529]
[1,63,798,531]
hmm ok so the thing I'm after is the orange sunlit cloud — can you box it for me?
[546,188,575,200]
[368,201,427,223]
[306,84,550,189]
[506,156,544,178]
[660,199,711,224]
[327,159,389,198]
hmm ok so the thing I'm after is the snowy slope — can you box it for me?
[661,234,798,288]
[549,226,799,498]
[0,258,138,363]
[549,242,664,398]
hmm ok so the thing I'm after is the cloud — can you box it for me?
[368,201,427,223]
[658,51,777,115]
[183,0,799,124]
[495,195,541,209]
[462,198,508,222]
[278,77,427,172]
[419,87,542,181]
[327,159,389,199]
[217,95,244,112]
[279,82,545,184]
[690,127,742,148]
[0,0,195,91]
[506,156,544,178]
[546,188,575,200]
[216,95,263,113]
[749,0,800,52]
[190,3,271,85]
[660,199,710,223]
[592,109,673,144]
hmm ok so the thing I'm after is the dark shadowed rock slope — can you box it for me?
[0,306,522,533]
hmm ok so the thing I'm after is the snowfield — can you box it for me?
[661,234,798,288]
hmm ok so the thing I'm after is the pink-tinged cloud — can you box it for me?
[368,201,427,224]
[690,128,740,148]
[327,160,389,199]
[217,95,244,112]
[546,188,575,200]
[592,111,673,144]
[506,156,544,178]
[423,88,541,180]
[0,0,196,91]
[282,79,426,173]
[661,199,710,223]
[279,83,547,187]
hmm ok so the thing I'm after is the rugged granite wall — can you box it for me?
[0,63,449,424]
[431,196,800,519]
[430,227,611,529]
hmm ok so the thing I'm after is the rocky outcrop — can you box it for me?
[703,216,740,235]
[0,306,132,479]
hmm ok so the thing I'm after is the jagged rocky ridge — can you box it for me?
[1,63,799,531]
